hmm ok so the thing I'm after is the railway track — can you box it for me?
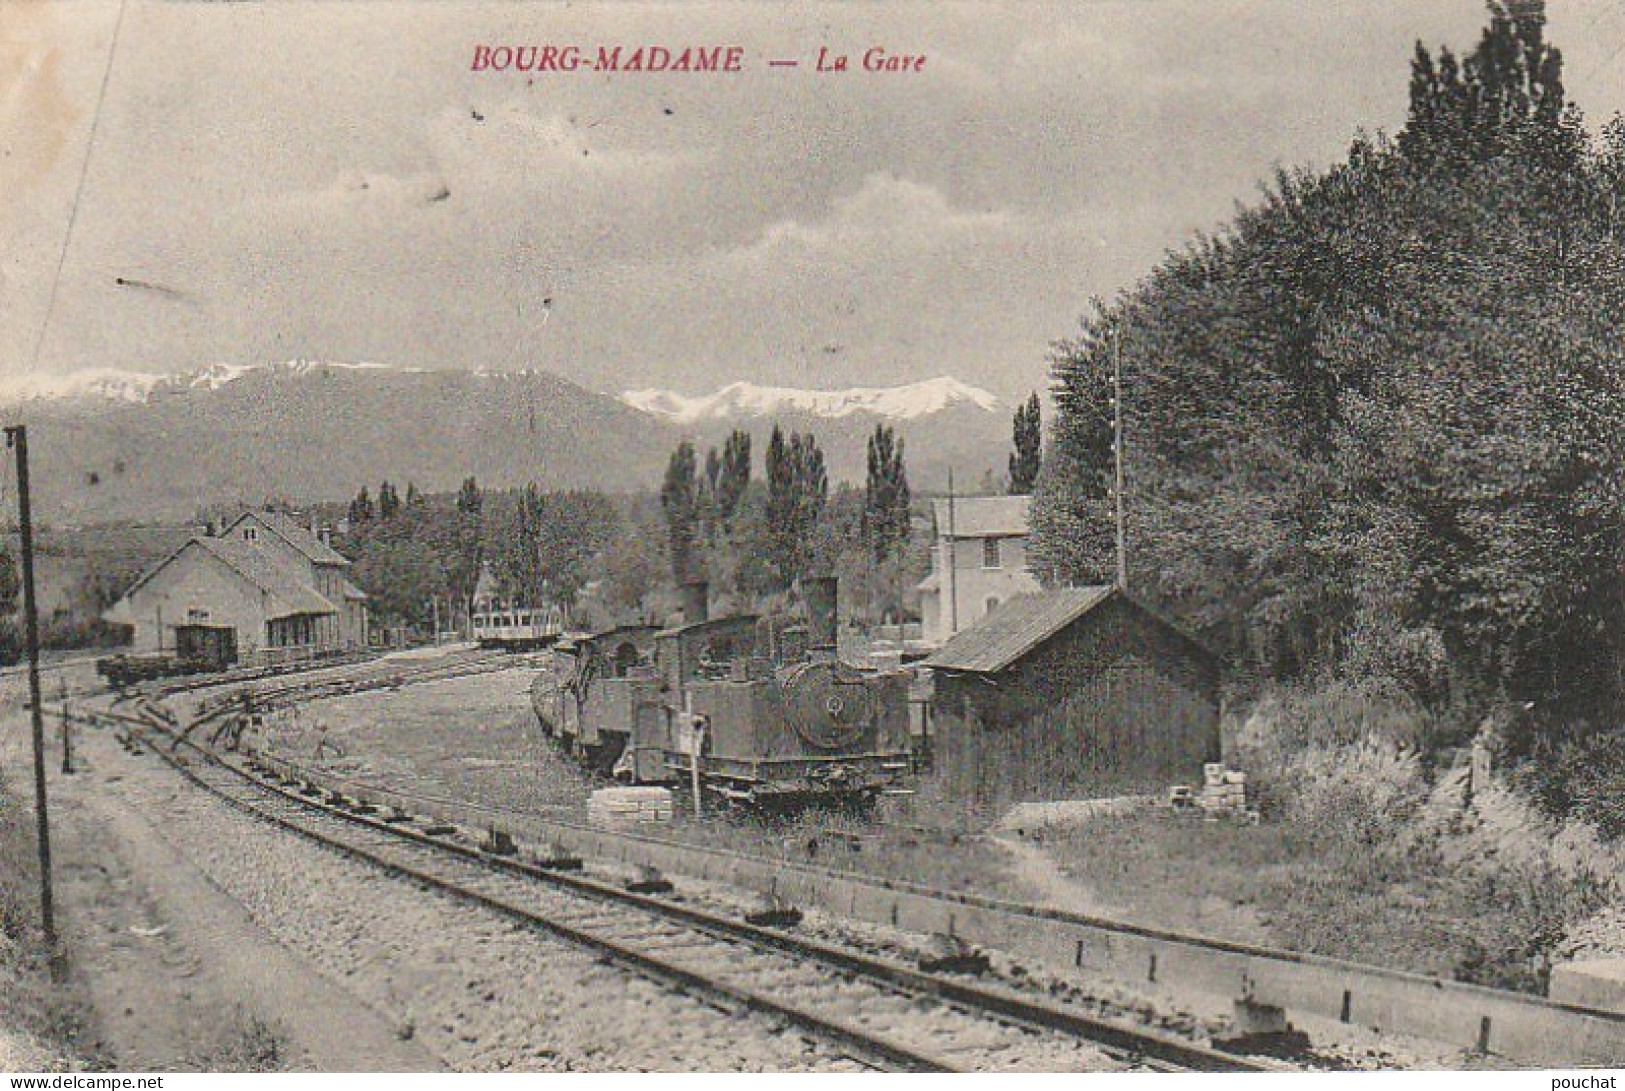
[169,647,540,720]
[103,698,1275,1074]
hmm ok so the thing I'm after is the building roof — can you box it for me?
[191,536,339,619]
[225,511,351,567]
[931,495,1030,539]
[656,614,760,639]
[923,585,1219,674]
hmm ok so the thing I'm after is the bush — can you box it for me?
[1452,858,1614,992]
[39,611,128,652]
[1510,727,1625,841]
[1231,678,1434,837]
[1231,675,1434,754]
[1278,737,1429,848]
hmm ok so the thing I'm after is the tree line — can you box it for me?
[330,391,1045,632]
[656,422,914,619]
[1031,1,1625,761]
[337,476,625,630]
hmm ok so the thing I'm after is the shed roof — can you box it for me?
[225,511,351,567]
[922,583,1220,676]
[931,495,1030,539]
[923,586,1114,673]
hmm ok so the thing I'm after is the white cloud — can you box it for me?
[747,173,1012,256]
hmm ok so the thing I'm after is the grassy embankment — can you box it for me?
[284,668,1625,993]
[1011,681,1622,992]
[0,768,93,1070]
[652,680,1625,993]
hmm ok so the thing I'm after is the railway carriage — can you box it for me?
[472,602,565,650]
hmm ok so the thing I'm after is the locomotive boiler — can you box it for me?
[533,578,914,804]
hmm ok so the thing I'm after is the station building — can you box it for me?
[916,495,1041,646]
[104,511,368,666]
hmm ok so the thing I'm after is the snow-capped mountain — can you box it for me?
[620,376,1000,424]
[0,359,422,407]
[0,362,1016,521]
[0,367,168,406]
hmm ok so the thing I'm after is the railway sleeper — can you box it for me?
[626,866,674,895]
[918,935,991,976]
[481,827,518,856]
[744,895,804,929]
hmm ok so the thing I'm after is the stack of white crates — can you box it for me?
[1198,763,1254,821]
[1168,764,1258,822]
[587,786,675,829]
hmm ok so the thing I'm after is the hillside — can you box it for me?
[6,364,1015,522]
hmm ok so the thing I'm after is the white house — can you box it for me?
[105,511,367,665]
[916,494,1041,645]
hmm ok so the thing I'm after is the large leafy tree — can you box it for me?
[448,476,484,624]
[495,486,619,606]
[347,487,374,526]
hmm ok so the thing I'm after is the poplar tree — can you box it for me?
[661,440,700,583]
[378,481,400,520]
[715,429,752,526]
[1008,392,1043,494]
[766,425,828,587]
[862,424,911,564]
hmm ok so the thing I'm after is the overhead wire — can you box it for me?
[26,0,130,375]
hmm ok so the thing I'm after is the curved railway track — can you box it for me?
[172,647,538,711]
[98,697,1275,1074]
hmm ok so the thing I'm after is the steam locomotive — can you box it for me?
[532,578,914,804]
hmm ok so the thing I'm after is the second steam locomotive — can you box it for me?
[532,577,914,804]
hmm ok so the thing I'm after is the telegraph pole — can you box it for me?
[6,425,56,958]
[946,469,957,636]
[59,676,72,776]
[1112,327,1128,591]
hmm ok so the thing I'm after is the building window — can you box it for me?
[985,596,1001,617]
[982,538,1002,569]
[243,527,257,542]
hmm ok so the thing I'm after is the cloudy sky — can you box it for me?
[4,1,1623,401]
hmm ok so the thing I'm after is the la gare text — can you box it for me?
[470,44,927,74]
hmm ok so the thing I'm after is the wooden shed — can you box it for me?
[922,585,1220,807]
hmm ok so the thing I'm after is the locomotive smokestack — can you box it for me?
[803,576,838,653]
[681,579,709,624]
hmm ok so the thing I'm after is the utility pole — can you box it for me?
[1112,326,1128,592]
[946,469,957,637]
[6,425,55,959]
[59,677,72,776]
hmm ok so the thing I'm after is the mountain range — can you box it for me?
[1,362,1016,523]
